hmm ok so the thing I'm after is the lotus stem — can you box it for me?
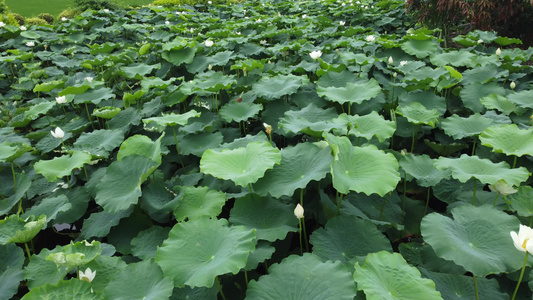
[300,189,309,252]
[471,139,477,156]
[24,242,31,261]
[216,276,226,300]
[378,196,387,221]
[513,155,517,168]
[512,252,529,300]
[424,187,430,215]
[336,192,344,215]
[473,275,479,300]
[244,270,249,288]
[493,192,500,207]
[171,126,185,169]
[85,103,95,130]
[11,163,16,193]
[298,218,303,255]
[411,124,417,153]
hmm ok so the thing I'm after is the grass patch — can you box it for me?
[5,0,153,17]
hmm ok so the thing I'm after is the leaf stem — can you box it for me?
[411,124,417,153]
[336,193,344,215]
[300,189,309,252]
[85,103,95,130]
[493,192,500,207]
[512,252,529,300]
[513,155,517,168]
[472,180,477,205]
[424,187,430,215]
[473,275,479,300]
[298,219,303,255]
[171,126,185,169]
[24,242,32,261]
[216,276,226,300]
[11,163,16,193]
[378,195,387,221]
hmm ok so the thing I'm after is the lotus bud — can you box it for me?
[393,72,397,78]
[496,48,501,56]
[294,203,304,219]
[263,123,272,135]
[208,64,212,71]
[388,56,393,64]
[51,127,65,139]
[55,96,67,104]
[510,81,516,89]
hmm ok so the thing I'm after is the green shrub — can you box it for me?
[57,8,80,20]
[25,17,48,26]
[0,0,19,26]
[74,0,123,11]
[9,12,22,25]
[37,13,54,24]
[151,0,182,7]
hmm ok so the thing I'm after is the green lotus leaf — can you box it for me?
[245,241,276,271]
[0,215,46,244]
[480,94,519,115]
[252,74,309,101]
[219,101,262,123]
[131,226,171,260]
[0,142,17,162]
[72,129,124,158]
[74,87,115,105]
[398,242,465,274]
[278,103,339,137]
[92,106,121,119]
[253,143,332,198]
[507,90,533,109]
[430,50,477,68]
[401,39,439,59]
[459,82,506,113]
[155,217,256,288]
[162,47,197,66]
[103,260,173,300]
[334,111,396,142]
[117,133,163,170]
[95,155,158,213]
[45,240,102,269]
[440,114,494,139]
[340,192,404,228]
[0,244,24,299]
[0,141,32,163]
[396,102,440,127]
[173,186,226,222]
[33,80,65,93]
[434,154,529,186]
[82,255,127,294]
[22,195,71,225]
[195,71,237,93]
[200,141,281,187]
[229,194,298,242]
[179,132,224,157]
[354,251,441,300]
[119,63,160,80]
[80,208,133,239]
[142,110,201,130]
[399,154,450,187]
[325,133,400,196]
[310,216,393,267]
[246,253,357,300]
[421,205,524,276]
[0,174,31,216]
[34,151,92,182]
[507,186,533,217]
[420,269,508,300]
[21,279,99,300]
[23,248,69,289]
[24,101,55,121]
[188,51,234,73]
[479,124,533,157]
[317,78,381,105]
[462,64,507,85]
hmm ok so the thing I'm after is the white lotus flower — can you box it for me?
[388,56,394,64]
[511,225,533,254]
[260,40,267,45]
[0,22,5,27]
[25,41,35,47]
[79,267,96,283]
[20,25,27,31]
[50,127,64,139]
[55,96,66,104]
[204,40,214,47]
[302,14,307,19]
[103,9,110,12]
[400,60,408,66]
[165,21,170,25]
[208,0,212,3]
[477,39,483,44]
[339,21,345,26]
[489,180,518,195]
[309,50,322,60]
[496,48,502,56]
[294,203,304,219]
[85,76,93,83]
[256,19,262,23]
[365,35,375,42]
[61,17,67,21]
